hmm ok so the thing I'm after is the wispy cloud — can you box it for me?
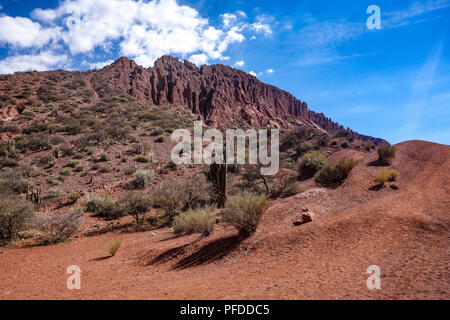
[395,42,444,142]
[384,0,450,28]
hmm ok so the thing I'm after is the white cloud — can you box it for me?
[0,51,68,74]
[384,0,450,27]
[0,16,59,48]
[266,68,274,74]
[30,0,249,67]
[298,21,365,48]
[188,53,208,66]
[234,60,245,67]
[84,59,115,70]
[249,71,257,77]
[222,13,238,28]
[251,15,273,36]
[1,0,274,73]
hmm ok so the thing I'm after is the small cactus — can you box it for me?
[208,163,228,208]
[53,147,60,159]
[27,186,42,206]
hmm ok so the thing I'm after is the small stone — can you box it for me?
[302,212,315,223]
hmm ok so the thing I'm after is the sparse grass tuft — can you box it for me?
[222,192,267,238]
[377,144,396,163]
[173,206,216,236]
[104,239,122,256]
[374,168,399,186]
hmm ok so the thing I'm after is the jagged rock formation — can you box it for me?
[91,56,385,144]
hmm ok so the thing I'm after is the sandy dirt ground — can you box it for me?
[0,140,449,300]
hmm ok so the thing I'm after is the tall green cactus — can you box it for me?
[208,163,227,208]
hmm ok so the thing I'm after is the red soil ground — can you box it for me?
[0,140,449,300]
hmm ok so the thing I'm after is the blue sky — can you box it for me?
[0,0,449,145]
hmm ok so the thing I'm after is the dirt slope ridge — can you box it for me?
[0,140,448,299]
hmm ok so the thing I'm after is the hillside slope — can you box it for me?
[0,56,386,145]
[1,140,448,299]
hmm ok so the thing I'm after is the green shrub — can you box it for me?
[118,192,152,225]
[60,167,73,176]
[298,151,327,179]
[35,206,84,244]
[65,160,79,168]
[66,192,82,204]
[377,144,395,162]
[0,195,35,242]
[314,158,358,188]
[85,195,119,219]
[0,157,18,168]
[132,170,154,189]
[36,155,56,168]
[150,181,183,221]
[45,188,65,200]
[98,153,109,162]
[222,192,267,238]
[134,155,151,163]
[173,206,216,236]
[98,166,111,174]
[374,169,399,186]
[123,165,137,176]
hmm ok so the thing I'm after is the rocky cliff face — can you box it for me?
[90,56,384,144]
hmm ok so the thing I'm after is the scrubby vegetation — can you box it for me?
[315,159,358,188]
[377,144,396,163]
[298,151,327,179]
[222,192,267,238]
[35,206,84,244]
[0,195,35,243]
[374,168,399,186]
[132,170,154,189]
[118,192,152,225]
[173,206,216,237]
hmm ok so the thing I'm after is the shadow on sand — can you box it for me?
[148,235,242,269]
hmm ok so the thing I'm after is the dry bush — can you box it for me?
[173,206,216,236]
[374,169,399,186]
[104,239,122,256]
[134,155,151,163]
[118,192,152,225]
[298,151,328,179]
[85,195,123,220]
[377,144,396,162]
[66,192,82,204]
[315,158,358,188]
[150,182,183,222]
[35,206,83,244]
[0,195,35,243]
[268,172,299,199]
[182,175,213,210]
[222,192,267,238]
[132,169,154,189]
